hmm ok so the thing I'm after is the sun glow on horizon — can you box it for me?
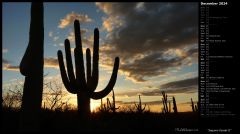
[91,100,101,112]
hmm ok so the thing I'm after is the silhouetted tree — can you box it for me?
[2,80,23,109]
[42,80,69,111]
[57,20,120,119]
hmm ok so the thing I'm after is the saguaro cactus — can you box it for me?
[57,20,119,118]
[107,90,119,113]
[134,95,146,113]
[191,98,198,112]
[19,3,44,131]
[191,98,195,112]
[99,98,110,113]
[162,91,169,113]
[172,96,178,114]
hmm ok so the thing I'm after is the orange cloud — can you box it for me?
[3,64,19,71]
[58,12,92,28]
[44,57,59,68]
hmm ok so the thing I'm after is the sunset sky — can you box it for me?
[2,2,198,112]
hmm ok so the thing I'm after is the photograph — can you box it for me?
[1,1,236,133]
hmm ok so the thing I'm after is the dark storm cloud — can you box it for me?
[142,77,198,95]
[115,77,198,96]
[160,77,198,90]
[96,2,198,82]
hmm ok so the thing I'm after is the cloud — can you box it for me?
[67,29,92,48]
[53,36,59,42]
[2,59,19,71]
[58,12,93,28]
[142,77,198,95]
[2,58,19,71]
[114,77,198,96]
[49,31,53,37]
[179,101,198,105]
[59,43,64,47]
[44,57,59,68]
[160,77,198,90]
[3,64,19,71]
[117,100,162,105]
[102,16,124,32]
[3,57,60,71]
[48,31,59,43]
[115,91,141,97]
[3,48,8,53]
[96,2,198,82]
[2,58,10,64]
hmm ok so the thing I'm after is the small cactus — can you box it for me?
[191,98,198,112]
[191,98,195,112]
[107,90,119,113]
[172,96,178,114]
[134,95,146,113]
[162,91,169,113]
[99,98,110,113]
[161,91,178,114]
[194,105,198,112]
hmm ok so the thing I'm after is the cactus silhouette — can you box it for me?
[162,91,169,113]
[19,3,44,131]
[57,20,120,118]
[172,96,178,114]
[191,98,198,112]
[99,98,110,113]
[168,101,171,113]
[161,91,178,114]
[194,104,198,112]
[107,90,119,113]
[191,98,195,112]
[134,95,146,113]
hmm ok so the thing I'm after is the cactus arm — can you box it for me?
[91,28,99,91]
[57,51,77,94]
[107,98,111,108]
[143,104,146,111]
[162,91,169,113]
[86,48,92,86]
[112,90,116,108]
[162,98,166,113]
[74,20,87,89]
[64,39,77,88]
[90,57,119,100]
[134,103,138,109]
[139,95,141,106]
[165,94,168,111]
[191,98,195,112]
